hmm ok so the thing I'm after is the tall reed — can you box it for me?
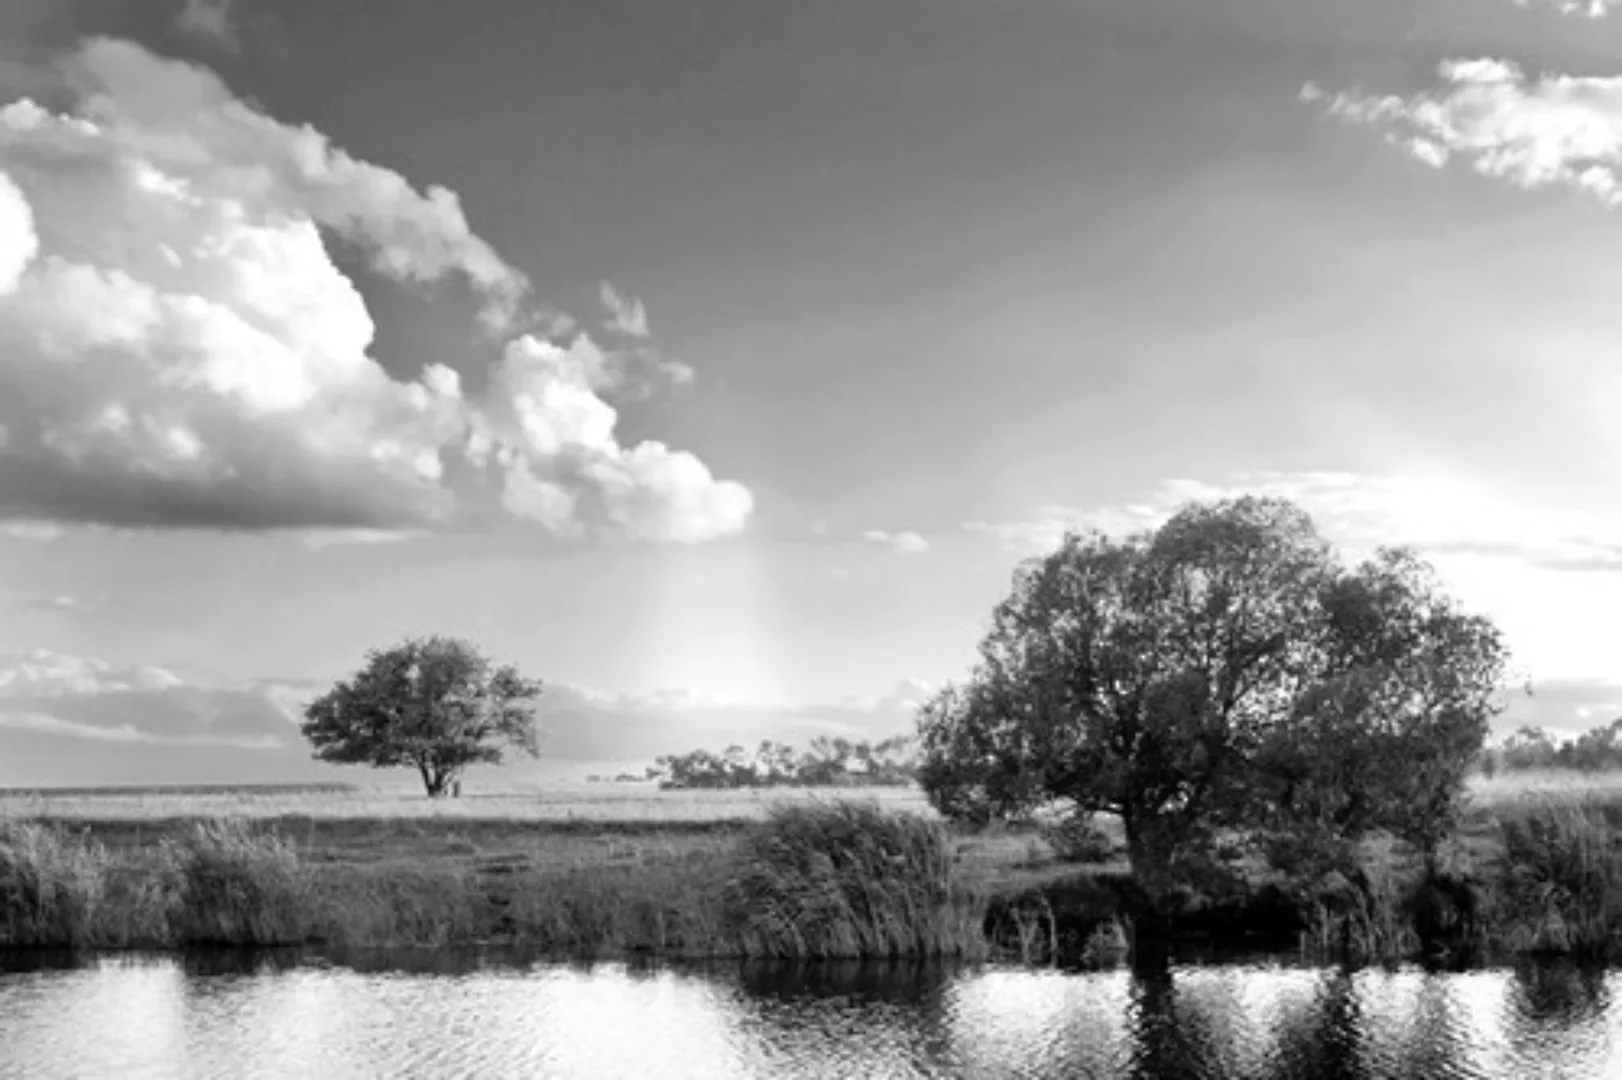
[165,819,309,946]
[1493,796,1622,957]
[720,799,985,959]
[0,822,108,947]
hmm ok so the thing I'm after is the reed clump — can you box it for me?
[0,822,109,948]
[0,818,308,948]
[719,799,986,960]
[1491,796,1622,958]
[164,819,309,946]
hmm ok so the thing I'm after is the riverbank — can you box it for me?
[0,800,1094,958]
[2,785,1618,965]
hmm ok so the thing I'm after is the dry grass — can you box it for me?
[0,782,937,825]
[1466,770,1622,811]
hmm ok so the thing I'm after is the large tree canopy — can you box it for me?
[917,496,1511,900]
[300,635,545,796]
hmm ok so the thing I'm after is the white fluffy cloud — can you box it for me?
[0,38,751,542]
[1305,58,1622,205]
[862,529,930,554]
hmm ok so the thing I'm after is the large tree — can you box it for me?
[300,636,545,797]
[916,496,1511,900]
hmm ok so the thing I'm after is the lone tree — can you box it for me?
[300,635,545,797]
[916,496,1510,903]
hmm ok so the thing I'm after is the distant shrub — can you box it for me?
[720,800,981,959]
[1038,814,1115,864]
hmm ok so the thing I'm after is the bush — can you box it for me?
[1038,814,1115,864]
[720,800,982,959]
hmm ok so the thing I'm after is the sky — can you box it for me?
[0,0,1619,787]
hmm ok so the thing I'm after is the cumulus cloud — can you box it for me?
[0,648,309,747]
[175,0,241,51]
[0,38,751,543]
[1306,58,1622,205]
[862,529,930,554]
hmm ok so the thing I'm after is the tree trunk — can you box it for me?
[1122,809,1179,914]
[419,762,450,798]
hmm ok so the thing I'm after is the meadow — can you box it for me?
[0,780,937,824]
[0,773,1617,965]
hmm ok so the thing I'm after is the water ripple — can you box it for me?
[0,954,1618,1078]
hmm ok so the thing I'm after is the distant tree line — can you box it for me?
[1479,719,1622,775]
[648,736,919,790]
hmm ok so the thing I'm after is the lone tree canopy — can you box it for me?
[300,636,545,797]
[916,496,1510,901]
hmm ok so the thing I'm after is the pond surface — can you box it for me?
[0,950,1618,1078]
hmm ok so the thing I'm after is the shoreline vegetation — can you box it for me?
[2,775,1620,967]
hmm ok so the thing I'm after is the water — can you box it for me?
[0,950,1618,1079]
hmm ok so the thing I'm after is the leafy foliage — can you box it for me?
[1038,813,1116,864]
[1254,547,1510,858]
[916,495,1512,904]
[300,636,544,796]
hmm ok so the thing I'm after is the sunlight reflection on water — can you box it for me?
[0,952,1617,1079]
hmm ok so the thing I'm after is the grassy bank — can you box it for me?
[3,784,1619,965]
[0,800,1021,959]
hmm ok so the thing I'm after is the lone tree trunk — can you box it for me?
[417,761,459,798]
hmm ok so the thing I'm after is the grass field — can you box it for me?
[1466,769,1622,808]
[0,781,938,824]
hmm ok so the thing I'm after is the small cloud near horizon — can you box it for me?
[962,471,1622,569]
[862,529,930,554]
[0,650,929,787]
[3,594,102,614]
